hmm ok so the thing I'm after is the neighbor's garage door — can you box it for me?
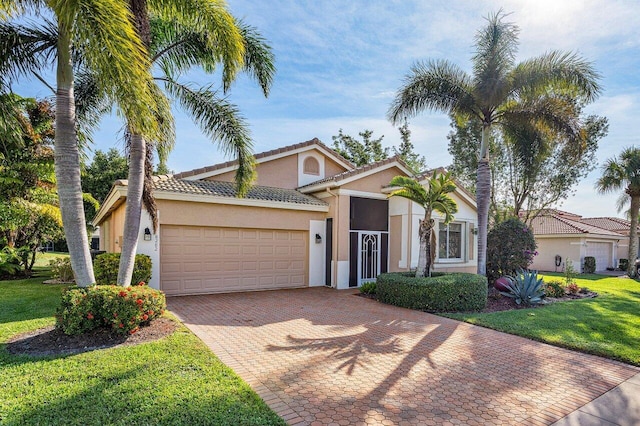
[585,242,612,271]
[160,225,307,295]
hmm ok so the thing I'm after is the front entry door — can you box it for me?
[358,232,380,287]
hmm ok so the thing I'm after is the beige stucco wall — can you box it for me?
[531,237,582,272]
[156,199,326,230]
[105,203,126,253]
[389,215,403,272]
[208,155,299,189]
[325,156,348,177]
[340,167,404,193]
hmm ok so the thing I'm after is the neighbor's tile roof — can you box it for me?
[173,138,353,179]
[152,175,327,206]
[530,214,623,237]
[579,217,636,234]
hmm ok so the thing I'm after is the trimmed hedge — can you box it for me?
[583,256,596,273]
[94,253,152,286]
[376,272,487,312]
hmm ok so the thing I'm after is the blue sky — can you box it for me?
[15,0,640,218]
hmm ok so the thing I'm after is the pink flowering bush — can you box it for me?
[56,282,166,335]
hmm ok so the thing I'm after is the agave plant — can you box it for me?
[500,269,545,305]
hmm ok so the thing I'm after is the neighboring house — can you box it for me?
[93,138,477,295]
[528,209,638,272]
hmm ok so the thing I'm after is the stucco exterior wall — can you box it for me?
[340,167,404,193]
[207,155,299,189]
[325,156,349,177]
[531,237,582,272]
[156,199,325,230]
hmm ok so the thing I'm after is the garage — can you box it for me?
[160,225,307,295]
[585,241,612,271]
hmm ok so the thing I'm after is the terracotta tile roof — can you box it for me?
[530,214,623,237]
[173,138,353,179]
[298,155,410,190]
[580,217,637,234]
[150,175,327,206]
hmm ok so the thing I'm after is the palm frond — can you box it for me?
[52,0,159,140]
[237,20,275,97]
[472,10,519,108]
[388,59,476,124]
[148,0,245,91]
[163,79,255,195]
[510,50,601,103]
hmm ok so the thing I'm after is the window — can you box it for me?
[439,223,463,260]
[303,156,320,175]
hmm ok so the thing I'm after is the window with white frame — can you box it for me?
[438,222,463,261]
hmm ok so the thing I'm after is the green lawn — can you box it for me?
[33,251,70,268]
[445,273,640,366]
[0,268,285,426]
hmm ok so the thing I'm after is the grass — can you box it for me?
[33,251,69,268]
[444,273,640,366]
[0,267,285,426]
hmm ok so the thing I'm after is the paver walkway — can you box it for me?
[168,287,639,425]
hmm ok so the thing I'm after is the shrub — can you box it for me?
[619,258,629,271]
[499,269,545,306]
[564,258,577,286]
[544,280,566,298]
[376,272,487,312]
[49,257,74,282]
[56,283,166,335]
[359,282,376,295]
[566,282,580,295]
[486,218,537,283]
[94,253,152,286]
[0,246,22,276]
[583,256,596,273]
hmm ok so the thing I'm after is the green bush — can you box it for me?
[56,283,166,335]
[544,280,566,298]
[94,253,152,285]
[583,256,596,273]
[359,282,376,295]
[486,218,537,283]
[49,257,74,282]
[619,258,629,271]
[0,246,22,276]
[376,272,487,312]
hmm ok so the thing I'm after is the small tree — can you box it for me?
[486,217,537,283]
[332,129,388,166]
[388,171,458,277]
[392,119,427,173]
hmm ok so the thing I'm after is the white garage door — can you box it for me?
[585,242,612,271]
[161,225,307,295]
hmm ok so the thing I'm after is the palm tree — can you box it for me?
[387,11,601,276]
[115,2,274,286]
[1,1,161,286]
[388,171,458,277]
[596,147,640,277]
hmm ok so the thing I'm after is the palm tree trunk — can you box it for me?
[117,132,146,286]
[476,125,492,276]
[54,22,95,286]
[627,194,640,277]
[116,0,152,287]
[416,215,433,277]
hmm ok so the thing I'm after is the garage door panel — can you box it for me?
[161,225,307,295]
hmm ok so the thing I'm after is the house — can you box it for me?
[93,138,478,295]
[528,209,638,272]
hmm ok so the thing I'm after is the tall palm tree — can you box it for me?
[387,11,601,276]
[388,171,458,277]
[115,2,274,286]
[596,147,640,277]
[1,1,161,286]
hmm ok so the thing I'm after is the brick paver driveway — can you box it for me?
[169,288,638,425]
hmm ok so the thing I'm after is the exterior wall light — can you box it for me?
[315,233,322,244]
[143,227,152,241]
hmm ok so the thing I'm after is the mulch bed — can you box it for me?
[6,318,177,357]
